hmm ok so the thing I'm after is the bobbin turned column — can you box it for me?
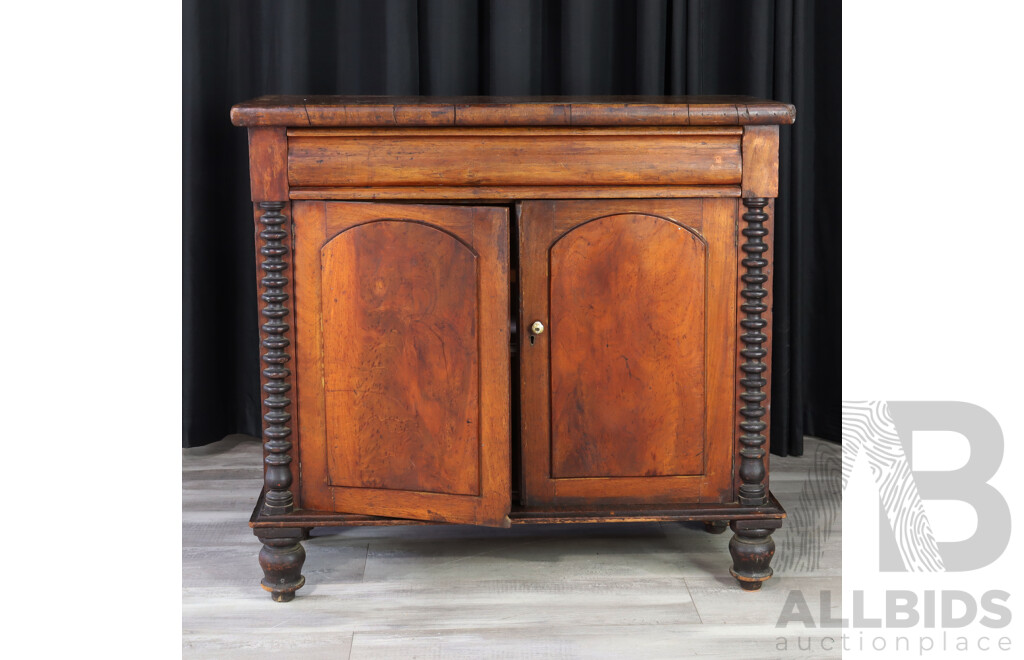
[727,196,778,591]
[257,200,295,517]
[720,123,784,590]
[253,200,306,601]
[737,197,770,507]
[246,125,306,601]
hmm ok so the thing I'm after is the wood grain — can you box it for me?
[549,213,706,479]
[321,219,480,496]
[286,126,743,137]
[701,199,741,504]
[519,200,737,506]
[454,102,570,125]
[230,95,796,127]
[288,185,742,200]
[246,127,288,202]
[741,126,780,198]
[292,202,510,526]
[287,134,742,187]
[291,201,330,512]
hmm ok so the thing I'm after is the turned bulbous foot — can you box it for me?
[256,530,306,602]
[728,519,781,591]
[703,520,729,534]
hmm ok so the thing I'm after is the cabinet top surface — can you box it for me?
[231,95,795,128]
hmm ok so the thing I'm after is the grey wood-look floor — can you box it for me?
[183,436,841,659]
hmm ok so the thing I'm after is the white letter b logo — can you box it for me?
[842,401,1010,572]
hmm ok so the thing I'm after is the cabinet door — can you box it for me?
[519,200,737,505]
[293,201,511,526]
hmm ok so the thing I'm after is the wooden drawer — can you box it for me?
[286,127,742,188]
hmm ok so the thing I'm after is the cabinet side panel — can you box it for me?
[549,214,707,478]
[321,221,480,496]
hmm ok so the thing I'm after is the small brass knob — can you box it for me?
[530,321,545,335]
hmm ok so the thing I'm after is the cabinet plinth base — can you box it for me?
[250,490,784,600]
[250,490,785,528]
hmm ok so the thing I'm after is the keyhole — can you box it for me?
[529,335,535,345]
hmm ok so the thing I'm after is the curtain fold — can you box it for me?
[183,0,840,455]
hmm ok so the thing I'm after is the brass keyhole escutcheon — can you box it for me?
[530,321,545,335]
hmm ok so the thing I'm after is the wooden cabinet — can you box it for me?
[232,96,794,601]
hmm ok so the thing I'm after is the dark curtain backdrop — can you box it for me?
[184,0,840,456]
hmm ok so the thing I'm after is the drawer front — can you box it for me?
[287,128,742,188]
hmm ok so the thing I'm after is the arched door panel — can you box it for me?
[292,201,510,526]
[519,199,737,505]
